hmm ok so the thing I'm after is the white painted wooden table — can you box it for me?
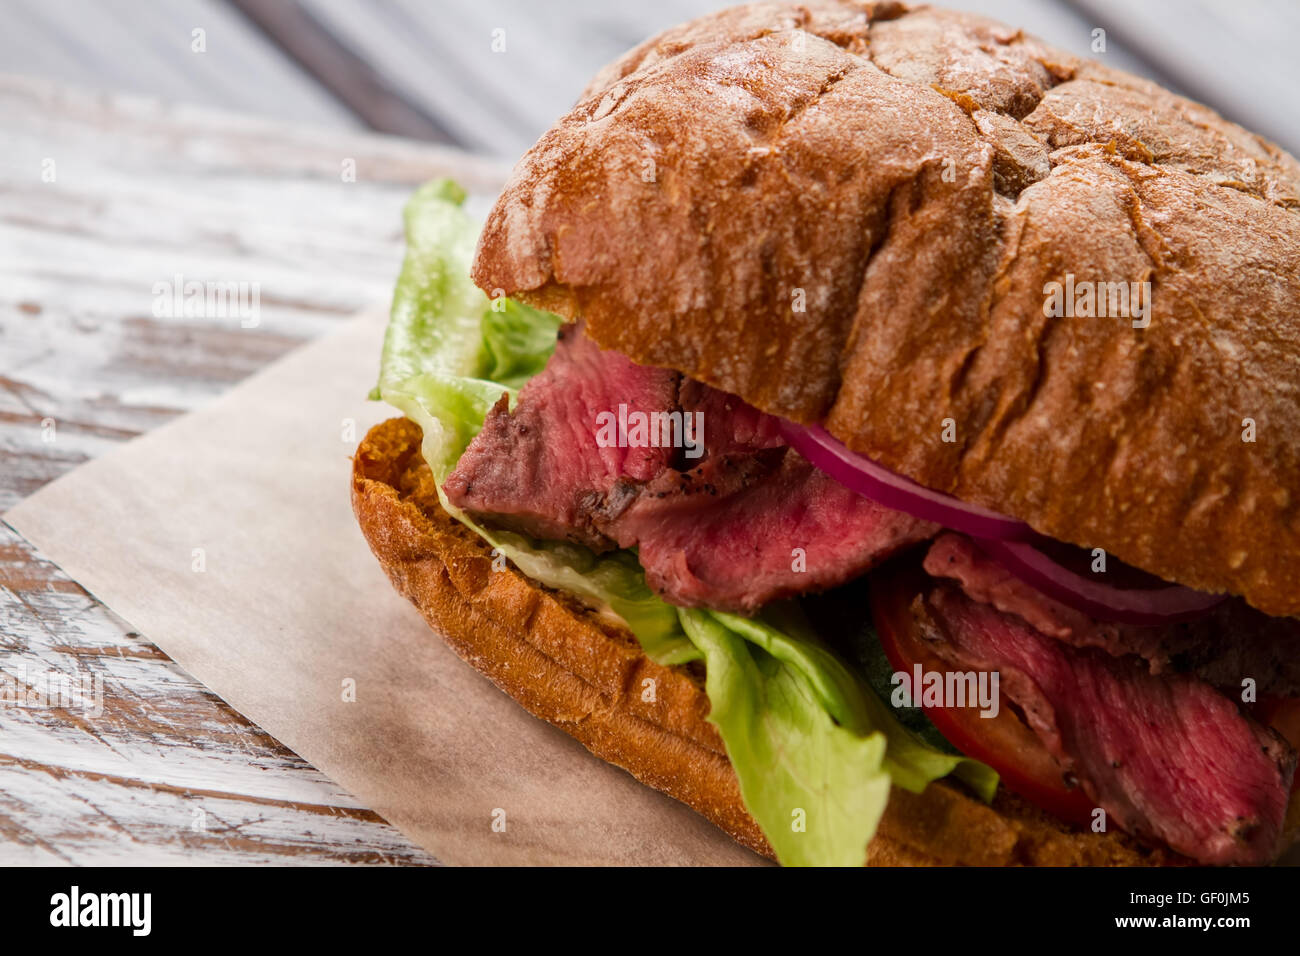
[0,74,505,864]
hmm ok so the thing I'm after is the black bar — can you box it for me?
[3,863,1289,941]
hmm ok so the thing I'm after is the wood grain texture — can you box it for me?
[228,0,461,142]
[289,0,1190,158]
[0,73,507,864]
[0,0,360,130]
[0,525,437,865]
[3,1,1289,159]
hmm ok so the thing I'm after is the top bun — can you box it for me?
[472,1,1300,618]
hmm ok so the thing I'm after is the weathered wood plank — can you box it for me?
[292,0,1179,158]
[0,74,506,864]
[0,523,440,865]
[0,0,360,130]
[0,73,506,514]
[227,0,461,143]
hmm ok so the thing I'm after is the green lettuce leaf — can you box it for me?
[372,179,484,397]
[372,178,997,866]
[678,607,891,866]
[679,605,995,865]
[376,179,699,666]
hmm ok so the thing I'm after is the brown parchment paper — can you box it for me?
[3,308,763,866]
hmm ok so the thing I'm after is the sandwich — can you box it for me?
[352,0,1300,866]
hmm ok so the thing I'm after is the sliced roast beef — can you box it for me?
[444,324,681,550]
[617,451,936,612]
[678,378,784,456]
[446,324,934,610]
[921,584,1295,865]
[925,533,1300,696]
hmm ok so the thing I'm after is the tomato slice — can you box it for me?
[870,562,1096,828]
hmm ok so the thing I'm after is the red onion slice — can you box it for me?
[778,418,1223,624]
[978,537,1226,625]
[778,420,1035,540]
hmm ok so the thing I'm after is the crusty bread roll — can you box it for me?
[472,1,1300,619]
[353,416,1207,865]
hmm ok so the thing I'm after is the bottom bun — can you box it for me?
[353,416,1194,866]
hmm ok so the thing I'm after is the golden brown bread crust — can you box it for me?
[353,416,1204,866]
[471,1,1300,619]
